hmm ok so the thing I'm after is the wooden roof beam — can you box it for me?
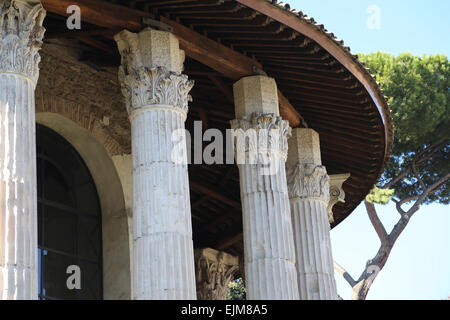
[45,29,118,40]
[208,75,234,104]
[216,232,243,250]
[41,0,303,127]
[189,181,241,210]
[41,0,150,31]
[76,36,112,53]
[236,0,390,157]
[200,210,237,233]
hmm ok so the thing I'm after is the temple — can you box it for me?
[0,0,393,300]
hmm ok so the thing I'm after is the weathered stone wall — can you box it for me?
[36,42,131,155]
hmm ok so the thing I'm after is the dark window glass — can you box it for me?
[43,205,77,255]
[37,124,103,300]
[42,250,79,300]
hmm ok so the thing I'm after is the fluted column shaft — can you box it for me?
[286,128,337,300]
[115,29,196,299]
[0,0,45,300]
[231,76,299,300]
[290,196,336,299]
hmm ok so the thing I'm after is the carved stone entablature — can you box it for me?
[195,248,240,300]
[230,113,292,163]
[328,173,350,224]
[286,163,330,203]
[327,173,351,224]
[0,0,46,83]
[118,66,194,117]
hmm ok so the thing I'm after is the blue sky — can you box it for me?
[289,0,450,56]
[287,0,449,300]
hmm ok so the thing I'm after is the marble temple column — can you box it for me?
[0,0,45,300]
[115,28,196,300]
[230,75,299,300]
[286,128,337,300]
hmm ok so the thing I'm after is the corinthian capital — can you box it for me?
[195,248,240,300]
[114,28,194,117]
[230,113,292,162]
[118,66,194,117]
[286,163,330,202]
[0,0,46,83]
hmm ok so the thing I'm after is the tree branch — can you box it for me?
[337,140,449,300]
[334,262,357,287]
[411,157,426,192]
[365,200,389,247]
[415,139,447,165]
[383,139,447,190]
[391,198,407,215]
[383,167,410,189]
[398,195,419,206]
[396,184,443,211]
[390,173,450,244]
[405,173,450,219]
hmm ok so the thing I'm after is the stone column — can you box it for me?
[194,248,239,300]
[115,28,196,300]
[286,128,337,300]
[230,75,299,300]
[0,0,45,300]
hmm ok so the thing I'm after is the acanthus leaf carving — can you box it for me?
[230,113,292,162]
[286,163,330,202]
[0,0,46,83]
[118,64,194,116]
[195,248,240,300]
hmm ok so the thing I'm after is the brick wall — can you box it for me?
[36,45,131,155]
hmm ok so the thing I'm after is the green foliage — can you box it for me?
[366,186,395,204]
[227,278,246,300]
[359,53,450,204]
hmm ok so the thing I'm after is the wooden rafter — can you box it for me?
[41,0,150,31]
[236,0,390,154]
[191,195,209,210]
[40,0,303,127]
[75,36,111,53]
[207,75,234,104]
[35,0,394,248]
[189,181,241,209]
[45,28,118,39]
[220,167,236,185]
[197,108,209,130]
[200,211,235,233]
[216,232,243,250]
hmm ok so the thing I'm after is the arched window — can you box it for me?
[36,124,103,300]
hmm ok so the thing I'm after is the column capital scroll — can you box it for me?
[327,173,351,224]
